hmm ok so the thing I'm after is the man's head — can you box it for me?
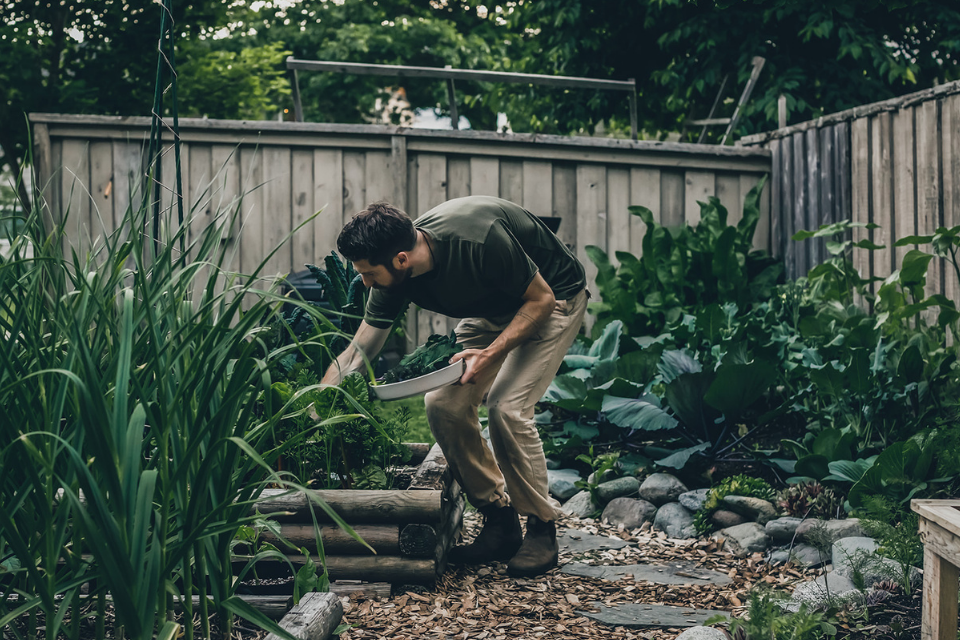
[337,202,417,291]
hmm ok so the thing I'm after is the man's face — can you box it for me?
[353,257,410,291]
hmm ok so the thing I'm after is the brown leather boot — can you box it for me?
[507,516,559,577]
[449,504,522,565]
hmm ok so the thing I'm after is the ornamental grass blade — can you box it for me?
[221,596,297,640]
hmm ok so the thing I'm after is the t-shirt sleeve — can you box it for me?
[363,289,407,329]
[481,222,540,299]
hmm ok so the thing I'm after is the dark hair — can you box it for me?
[337,202,417,266]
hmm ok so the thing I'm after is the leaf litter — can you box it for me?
[337,511,824,640]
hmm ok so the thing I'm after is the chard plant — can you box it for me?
[0,154,374,640]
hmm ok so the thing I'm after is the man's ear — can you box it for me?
[393,252,409,269]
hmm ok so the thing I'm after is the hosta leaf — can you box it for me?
[658,349,701,384]
[656,442,712,470]
[703,360,776,419]
[602,396,678,432]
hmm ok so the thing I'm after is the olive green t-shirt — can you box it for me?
[363,196,586,329]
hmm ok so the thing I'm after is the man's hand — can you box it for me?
[320,320,391,386]
[450,347,507,385]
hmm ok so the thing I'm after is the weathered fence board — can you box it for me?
[743,78,960,298]
[31,114,771,348]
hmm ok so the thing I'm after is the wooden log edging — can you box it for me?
[252,488,443,523]
[244,444,464,589]
[260,523,401,556]
[264,592,343,640]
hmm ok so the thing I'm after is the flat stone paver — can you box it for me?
[558,529,630,553]
[578,602,729,628]
[561,561,732,587]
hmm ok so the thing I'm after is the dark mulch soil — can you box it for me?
[837,587,926,640]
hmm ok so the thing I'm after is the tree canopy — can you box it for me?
[4,0,960,209]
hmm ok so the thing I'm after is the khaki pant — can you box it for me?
[424,289,588,522]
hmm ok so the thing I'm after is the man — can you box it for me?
[321,195,587,577]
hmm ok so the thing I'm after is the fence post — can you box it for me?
[778,94,787,129]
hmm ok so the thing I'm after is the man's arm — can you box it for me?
[321,320,392,385]
[452,272,556,385]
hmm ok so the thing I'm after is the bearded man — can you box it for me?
[321,195,586,577]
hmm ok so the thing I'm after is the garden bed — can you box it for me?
[242,443,464,591]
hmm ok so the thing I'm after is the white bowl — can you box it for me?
[371,360,466,401]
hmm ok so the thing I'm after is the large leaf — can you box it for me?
[588,319,623,360]
[847,463,885,508]
[615,344,664,385]
[824,457,877,485]
[897,344,924,384]
[695,304,727,343]
[656,442,712,470]
[602,396,679,432]
[658,349,701,384]
[664,371,718,437]
[542,374,590,412]
[703,360,776,419]
[794,455,830,481]
[899,249,933,287]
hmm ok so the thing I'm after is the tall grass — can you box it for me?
[0,157,369,640]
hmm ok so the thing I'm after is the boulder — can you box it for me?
[765,517,804,543]
[796,518,866,546]
[596,476,641,504]
[790,573,861,609]
[560,491,599,518]
[678,488,711,513]
[674,627,729,640]
[710,510,746,529]
[601,498,657,529]
[639,473,689,506]
[767,544,827,568]
[548,469,583,501]
[831,537,919,588]
[587,468,619,485]
[713,523,769,557]
[720,496,778,525]
[653,502,697,539]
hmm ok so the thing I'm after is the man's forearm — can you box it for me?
[486,296,554,359]
[321,347,365,385]
[320,321,391,386]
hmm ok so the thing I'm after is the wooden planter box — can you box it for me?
[241,443,463,591]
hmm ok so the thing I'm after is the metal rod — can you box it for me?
[286,58,636,92]
[291,69,304,123]
[721,56,766,145]
[698,73,729,144]
[445,67,459,130]
[628,78,638,140]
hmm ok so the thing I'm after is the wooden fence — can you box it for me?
[31,113,771,347]
[742,79,960,304]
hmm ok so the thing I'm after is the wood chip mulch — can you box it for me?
[337,512,824,640]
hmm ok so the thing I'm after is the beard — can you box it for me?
[372,261,411,291]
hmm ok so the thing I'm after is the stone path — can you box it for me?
[579,603,729,628]
[337,509,824,640]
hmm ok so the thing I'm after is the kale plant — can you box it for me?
[380,331,462,384]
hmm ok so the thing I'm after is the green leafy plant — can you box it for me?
[380,331,462,384]
[0,153,378,640]
[586,177,782,339]
[858,496,923,594]
[707,589,837,640]
[693,475,776,535]
[573,447,622,509]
